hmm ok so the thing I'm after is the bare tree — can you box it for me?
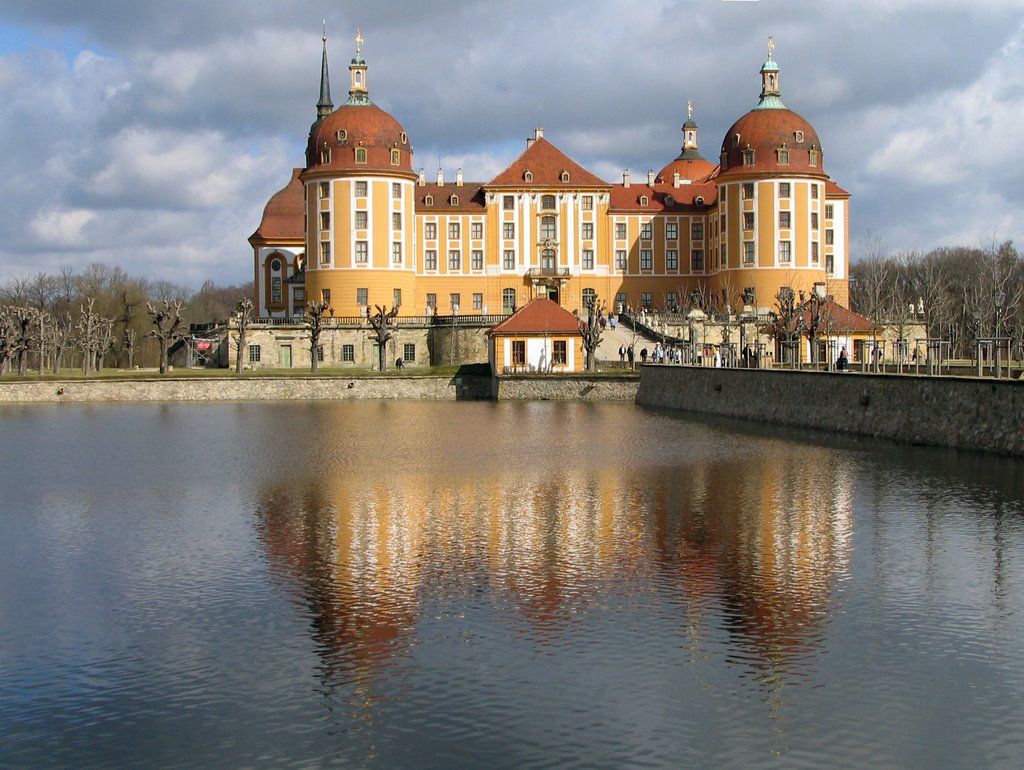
[9,307,41,376]
[234,297,254,374]
[303,300,330,374]
[367,304,399,372]
[77,298,109,376]
[0,308,17,374]
[47,313,74,374]
[578,295,606,372]
[147,299,186,374]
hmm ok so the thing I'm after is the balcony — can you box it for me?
[526,267,571,278]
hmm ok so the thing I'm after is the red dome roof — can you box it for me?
[305,103,413,175]
[718,108,823,178]
[656,156,715,185]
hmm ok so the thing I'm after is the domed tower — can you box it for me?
[656,101,715,186]
[714,39,847,311]
[301,31,418,317]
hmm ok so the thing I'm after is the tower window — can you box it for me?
[391,149,400,165]
[355,147,367,164]
[779,182,791,198]
[320,146,331,164]
[809,150,818,167]
[355,181,367,196]
[777,148,790,165]
[742,148,755,166]
[336,129,348,142]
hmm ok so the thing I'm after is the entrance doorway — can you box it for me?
[280,344,292,368]
[547,285,559,304]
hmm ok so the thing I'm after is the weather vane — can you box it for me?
[355,29,364,54]
[687,99,693,120]
[768,36,775,60]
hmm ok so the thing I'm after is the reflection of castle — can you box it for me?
[254,405,853,695]
[250,33,850,326]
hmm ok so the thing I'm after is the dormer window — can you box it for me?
[336,129,348,142]
[733,133,741,147]
[524,170,534,182]
[777,148,790,164]
[560,171,570,183]
[320,145,331,164]
[450,195,459,205]
[695,195,704,205]
[391,149,400,165]
[665,194,674,207]
[424,194,433,205]
[639,195,649,206]
[742,148,755,166]
[809,149,818,167]
[355,147,367,164]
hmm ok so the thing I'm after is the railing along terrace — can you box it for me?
[251,313,510,327]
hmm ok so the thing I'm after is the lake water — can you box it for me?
[1,400,1023,769]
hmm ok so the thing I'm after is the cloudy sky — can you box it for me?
[1,0,1022,288]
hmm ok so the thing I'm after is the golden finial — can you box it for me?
[767,36,775,60]
[687,99,693,120]
[355,29,364,54]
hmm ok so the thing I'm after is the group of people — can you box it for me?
[618,341,684,368]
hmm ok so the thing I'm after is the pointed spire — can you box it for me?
[316,22,333,119]
[346,28,373,106]
[675,100,703,161]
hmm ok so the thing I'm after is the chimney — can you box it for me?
[647,170,655,186]
[418,168,426,186]
[623,170,630,188]
[535,127,544,140]
[673,171,680,188]
[456,168,463,187]
[436,168,444,186]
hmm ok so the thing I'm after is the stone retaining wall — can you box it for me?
[0,375,493,403]
[493,374,639,401]
[636,365,1024,456]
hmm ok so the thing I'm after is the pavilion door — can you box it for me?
[280,344,292,368]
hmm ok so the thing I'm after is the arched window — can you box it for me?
[639,195,649,206]
[424,194,433,205]
[320,146,331,164]
[560,171,570,182]
[524,170,534,182]
[355,147,367,164]
[391,149,400,165]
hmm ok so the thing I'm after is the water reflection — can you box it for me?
[254,402,854,709]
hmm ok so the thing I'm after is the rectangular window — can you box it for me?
[392,182,401,199]
[424,222,436,239]
[316,345,324,363]
[425,250,437,270]
[503,250,515,270]
[355,211,368,229]
[666,291,678,309]
[471,250,483,270]
[615,291,626,309]
[472,293,483,310]
[503,222,515,239]
[512,340,526,366]
[615,250,627,270]
[666,249,678,270]
[811,241,820,265]
[742,182,754,199]
[320,212,330,230]
[826,254,834,273]
[826,228,834,245]
[403,343,416,362]
[540,217,556,239]
[744,212,754,230]
[582,196,593,211]
[666,221,678,240]
[553,340,567,365]
[779,211,791,229]
[357,287,368,306]
[826,204,834,219]
[355,181,367,197]
[394,288,402,308]
[503,288,516,310]
[342,344,354,362]
[640,250,653,270]
[355,241,368,263]
[392,212,401,230]
[691,249,704,272]
[471,222,483,239]
[691,221,704,240]
[640,222,652,240]
[582,222,594,239]
[392,242,402,263]
[641,292,652,308]
[321,289,330,305]
[271,276,282,304]
[448,222,460,239]
[779,182,791,198]
[319,182,330,199]
[811,212,819,230]
[779,240,792,263]
[743,241,755,264]
[320,242,331,264]
[450,293,461,312]
[248,344,261,363]
[448,250,461,270]
[503,195,515,210]
[426,293,436,310]
[615,222,627,239]
[582,249,594,270]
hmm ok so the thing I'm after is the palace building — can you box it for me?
[246,33,850,367]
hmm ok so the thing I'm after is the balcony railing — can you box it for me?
[526,267,571,278]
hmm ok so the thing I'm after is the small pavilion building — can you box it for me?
[488,299,585,374]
